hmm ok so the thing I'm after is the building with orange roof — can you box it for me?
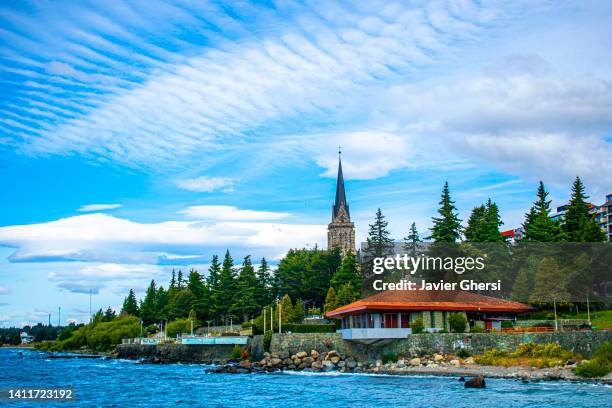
[326,289,533,340]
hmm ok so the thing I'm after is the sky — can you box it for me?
[0,0,611,327]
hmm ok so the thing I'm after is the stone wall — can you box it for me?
[116,343,237,363]
[270,331,612,360]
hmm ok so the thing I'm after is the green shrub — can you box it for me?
[231,344,242,359]
[263,330,272,352]
[438,329,449,334]
[476,348,510,366]
[573,360,610,378]
[382,352,398,364]
[448,313,467,333]
[166,319,192,338]
[592,341,612,363]
[411,319,424,334]
[470,325,484,333]
[241,322,252,329]
[457,348,471,358]
[281,324,335,333]
[501,320,514,328]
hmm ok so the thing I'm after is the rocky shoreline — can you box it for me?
[205,350,612,384]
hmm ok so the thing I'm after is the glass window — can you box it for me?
[401,313,410,328]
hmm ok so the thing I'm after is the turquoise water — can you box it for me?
[1,349,610,407]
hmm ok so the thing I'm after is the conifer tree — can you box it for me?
[176,270,184,289]
[169,270,176,289]
[562,177,605,242]
[187,270,208,321]
[403,222,422,255]
[215,250,237,320]
[292,299,305,323]
[255,258,272,307]
[482,199,504,242]
[280,294,294,324]
[511,267,531,302]
[231,255,259,321]
[330,250,361,297]
[529,257,571,307]
[367,208,394,257]
[104,306,116,321]
[139,280,158,325]
[324,287,339,314]
[337,283,358,307]
[464,204,486,242]
[522,181,563,242]
[429,182,462,242]
[155,286,168,321]
[121,289,139,316]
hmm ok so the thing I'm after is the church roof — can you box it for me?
[333,156,350,219]
[326,290,533,318]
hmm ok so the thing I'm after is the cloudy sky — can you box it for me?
[1,0,611,326]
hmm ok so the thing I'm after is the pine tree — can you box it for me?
[511,267,531,302]
[104,306,116,321]
[216,250,238,320]
[429,182,462,242]
[367,208,394,257]
[529,257,571,307]
[206,255,222,320]
[121,289,139,316]
[482,199,504,242]
[169,270,176,289]
[292,299,305,323]
[155,286,168,321]
[562,177,605,242]
[337,283,358,307]
[403,222,422,255]
[280,294,294,324]
[139,280,158,325]
[522,181,563,242]
[231,255,259,321]
[324,287,339,314]
[330,250,361,296]
[187,270,208,322]
[255,258,272,307]
[464,204,486,242]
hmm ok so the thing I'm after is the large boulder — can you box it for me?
[296,351,308,359]
[330,356,341,364]
[327,350,340,359]
[409,358,421,366]
[311,350,319,359]
[464,375,486,389]
[322,361,336,372]
[434,354,444,362]
[269,358,283,367]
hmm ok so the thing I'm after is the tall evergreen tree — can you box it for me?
[292,299,305,323]
[429,182,462,242]
[155,286,168,321]
[330,250,361,296]
[366,208,394,257]
[176,270,185,289]
[206,255,222,319]
[482,199,504,242]
[337,283,358,307]
[215,250,238,320]
[522,181,563,242]
[139,280,158,325]
[187,270,208,322]
[279,294,294,324]
[562,177,605,242]
[403,222,422,255]
[324,287,339,314]
[121,289,139,316]
[464,204,486,242]
[104,306,116,321]
[255,258,272,307]
[232,255,259,321]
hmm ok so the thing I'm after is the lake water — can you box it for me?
[1,348,610,407]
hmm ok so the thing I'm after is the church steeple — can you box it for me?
[333,151,350,221]
[327,148,355,256]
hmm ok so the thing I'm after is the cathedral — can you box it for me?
[327,152,355,256]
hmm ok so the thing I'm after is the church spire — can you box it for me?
[333,148,350,220]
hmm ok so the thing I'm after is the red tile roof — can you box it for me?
[326,290,533,318]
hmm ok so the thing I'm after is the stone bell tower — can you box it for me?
[327,150,355,256]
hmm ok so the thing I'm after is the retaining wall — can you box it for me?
[270,331,612,360]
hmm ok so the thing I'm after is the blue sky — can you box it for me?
[1,0,611,326]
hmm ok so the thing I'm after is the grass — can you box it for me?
[559,310,612,329]
[475,342,577,369]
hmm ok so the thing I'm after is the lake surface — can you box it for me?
[1,348,610,407]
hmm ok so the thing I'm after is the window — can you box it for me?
[383,313,398,328]
[401,313,410,328]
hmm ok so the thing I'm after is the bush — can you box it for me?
[470,325,484,333]
[241,322,252,329]
[574,360,609,378]
[574,341,612,378]
[382,352,398,364]
[457,348,471,359]
[411,319,424,334]
[501,320,514,328]
[448,313,467,333]
[166,319,192,338]
[281,324,335,333]
[231,344,242,359]
[263,330,272,352]
[476,349,510,366]
[437,329,449,334]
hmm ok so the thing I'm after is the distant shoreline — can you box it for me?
[1,344,34,348]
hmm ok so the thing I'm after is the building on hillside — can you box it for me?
[326,290,533,341]
[501,227,525,243]
[327,151,355,256]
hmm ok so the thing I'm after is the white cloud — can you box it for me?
[176,176,236,193]
[0,286,9,295]
[179,205,290,221]
[0,213,325,264]
[77,203,122,212]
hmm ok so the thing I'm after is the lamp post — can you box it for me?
[278,298,282,334]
